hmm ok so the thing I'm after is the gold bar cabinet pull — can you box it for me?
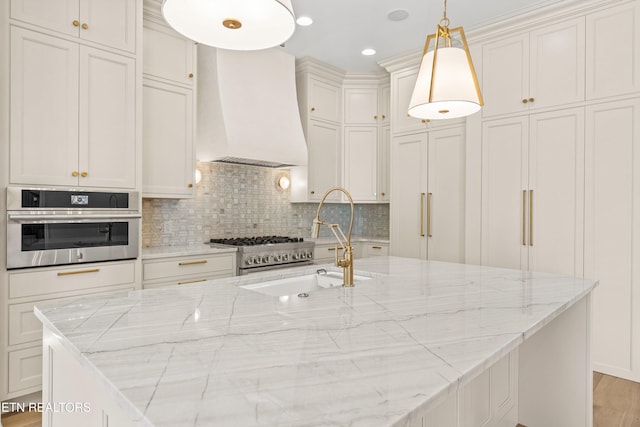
[529,189,534,246]
[420,193,426,237]
[178,279,206,285]
[522,190,526,246]
[57,268,100,277]
[178,260,207,266]
[427,193,433,237]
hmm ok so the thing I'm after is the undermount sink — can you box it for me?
[240,271,371,297]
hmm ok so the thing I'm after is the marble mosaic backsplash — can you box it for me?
[142,162,389,247]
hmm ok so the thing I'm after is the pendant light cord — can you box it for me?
[443,0,447,20]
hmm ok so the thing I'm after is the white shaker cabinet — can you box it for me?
[143,17,195,86]
[586,98,640,382]
[344,87,378,125]
[481,17,585,117]
[10,27,136,188]
[291,61,344,202]
[390,125,465,262]
[480,108,585,277]
[586,1,640,100]
[142,80,194,198]
[142,12,197,198]
[10,0,136,53]
[343,127,377,202]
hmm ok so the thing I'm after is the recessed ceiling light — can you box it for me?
[296,16,313,26]
[361,48,376,56]
[387,9,410,22]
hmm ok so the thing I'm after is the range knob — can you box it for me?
[282,254,290,261]
[246,257,254,265]
[292,253,300,260]
[262,255,271,263]
[299,253,306,259]
[254,257,262,265]
[274,254,282,262]
[306,251,313,259]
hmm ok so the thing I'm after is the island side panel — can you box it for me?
[518,295,592,427]
[42,327,143,427]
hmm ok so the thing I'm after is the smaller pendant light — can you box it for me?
[408,0,483,120]
[162,0,296,51]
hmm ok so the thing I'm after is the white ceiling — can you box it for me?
[281,0,570,72]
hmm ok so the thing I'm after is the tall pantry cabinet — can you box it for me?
[384,57,466,262]
[467,0,640,382]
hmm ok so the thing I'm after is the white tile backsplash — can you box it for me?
[142,162,389,247]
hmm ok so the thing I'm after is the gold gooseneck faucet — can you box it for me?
[311,187,355,287]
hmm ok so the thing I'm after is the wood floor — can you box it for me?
[1,373,639,427]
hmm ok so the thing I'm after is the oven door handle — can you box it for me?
[7,213,142,222]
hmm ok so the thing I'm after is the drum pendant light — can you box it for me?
[408,0,483,120]
[162,0,296,51]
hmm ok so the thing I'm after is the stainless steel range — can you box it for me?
[209,236,314,275]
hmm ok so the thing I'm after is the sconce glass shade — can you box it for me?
[162,0,296,51]
[408,25,483,120]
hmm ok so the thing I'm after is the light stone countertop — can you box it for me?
[310,236,390,245]
[141,244,237,260]
[34,257,596,427]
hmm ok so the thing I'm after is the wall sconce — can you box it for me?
[277,175,290,190]
[195,168,202,184]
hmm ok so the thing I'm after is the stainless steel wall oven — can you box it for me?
[6,188,140,269]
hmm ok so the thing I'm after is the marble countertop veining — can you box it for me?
[34,257,597,427]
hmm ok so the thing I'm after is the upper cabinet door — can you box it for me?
[10,27,79,187]
[79,46,136,188]
[10,0,79,37]
[586,2,640,100]
[343,126,378,201]
[10,0,136,53]
[344,87,378,124]
[390,67,428,134]
[482,34,529,118]
[143,19,195,86]
[307,121,342,201]
[529,18,585,110]
[308,78,341,123]
[482,17,585,117]
[79,0,136,52]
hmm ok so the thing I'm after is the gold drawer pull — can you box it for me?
[81,23,88,30]
[178,260,208,266]
[57,268,100,276]
[188,73,194,78]
[80,171,88,177]
[372,246,382,249]
[72,171,79,177]
[328,247,336,251]
[72,20,79,27]
[178,279,206,285]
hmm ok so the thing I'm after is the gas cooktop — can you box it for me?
[209,236,305,246]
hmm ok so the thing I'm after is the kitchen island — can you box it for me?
[35,257,597,427]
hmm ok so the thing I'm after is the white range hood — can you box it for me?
[197,47,307,168]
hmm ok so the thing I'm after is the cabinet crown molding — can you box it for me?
[296,57,346,84]
[380,0,628,73]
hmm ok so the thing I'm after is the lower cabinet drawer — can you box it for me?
[8,346,42,393]
[143,271,234,290]
[363,243,389,257]
[9,261,136,299]
[313,244,338,264]
[143,253,235,281]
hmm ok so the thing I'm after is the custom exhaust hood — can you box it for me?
[197,46,308,168]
